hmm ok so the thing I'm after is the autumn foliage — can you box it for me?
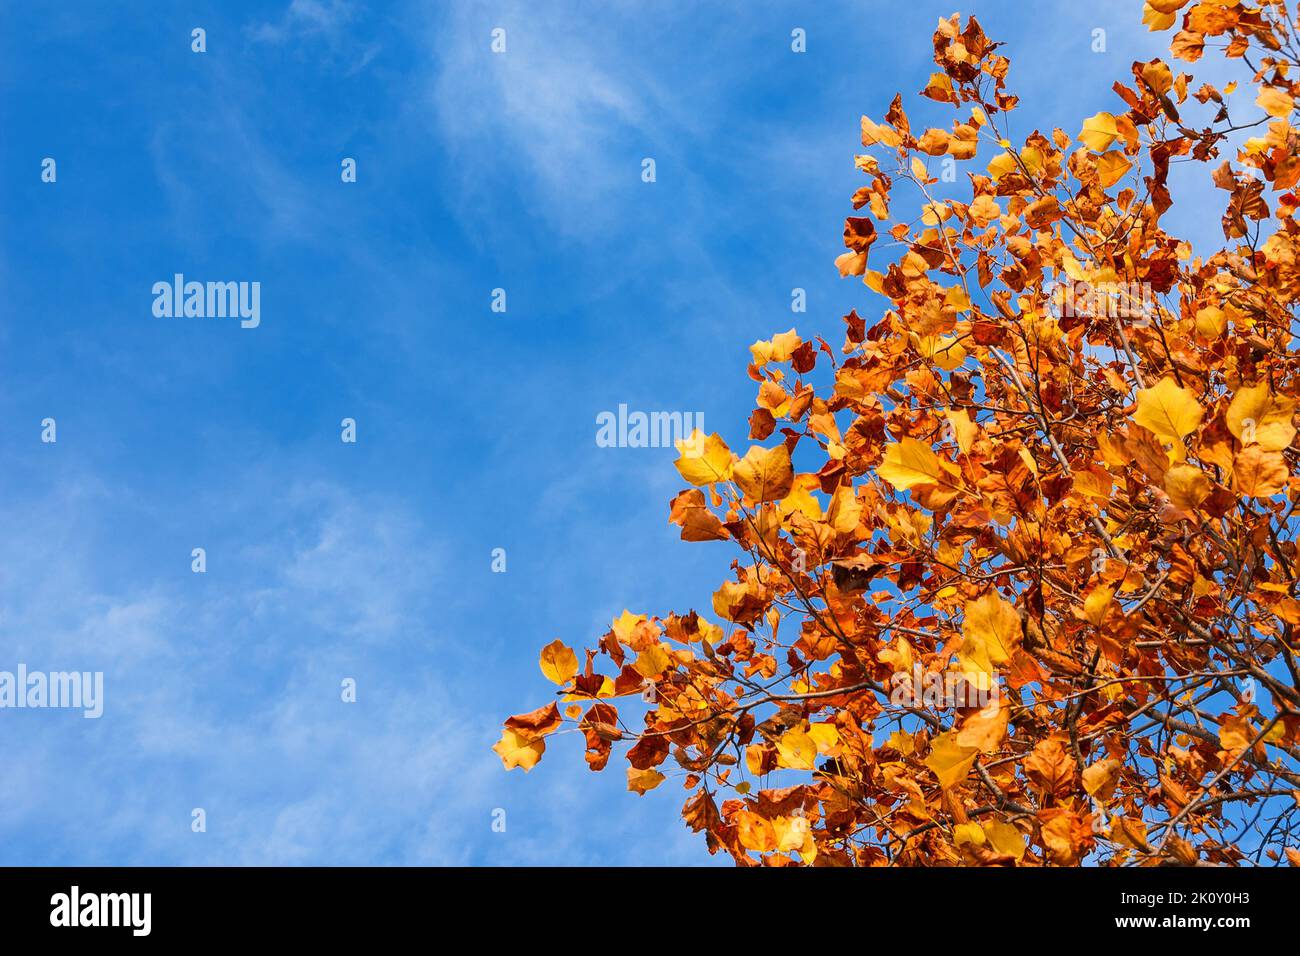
[498,1,1300,866]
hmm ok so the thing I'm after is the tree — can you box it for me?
[497,1,1300,866]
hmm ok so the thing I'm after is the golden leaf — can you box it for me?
[984,820,1026,860]
[945,408,979,454]
[493,729,545,772]
[1163,463,1211,509]
[961,592,1021,674]
[877,437,955,490]
[1079,112,1119,151]
[732,444,795,501]
[1082,757,1123,801]
[1082,584,1115,626]
[776,729,818,770]
[673,431,734,485]
[750,329,803,367]
[956,699,1009,753]
[925,731,979,789]
[1133,377,1204,450]
[627,767,666,795]
[539,640,579,685]
[736,810,777,852]
[1219,715,1254,753]
[633,644,672,678]
[825,485,862,534]
[1096,151,1132,188]
[1227,384,1296,451]
[1234,445,1289,497]
[1257,86,1295,118]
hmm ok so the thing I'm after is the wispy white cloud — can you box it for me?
[422,2,698,235]
[0,463,709,864]
[248,0,356,45]
[248,0,382,75]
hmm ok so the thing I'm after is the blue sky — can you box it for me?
[0,0,1229,864]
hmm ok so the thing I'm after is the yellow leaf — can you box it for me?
[984,820,1026,860]
[539,639,579,685]
[1082,757,1123,801]
[961,592,1020,674]
[776,729,818,770]
[861,115,901,148]
[627,767,666,795]
[1056,252,1085,284]
[781,481,823,521]
[1113,814,1149,851]
[1164,463,1211,509]
[713,578,763,623]
[1140,60,1173,95]
[969,194,1001,226]
[633,644,671,678]
[1142,2,1176,31]
[493,728,545,771]
[1083,585,1115,626]
[1079,112,1119,152]
[1257,86,1295,119]
[1019,146,1045,177]
[736,810,777,851]
[955,699,1008,753]
[757,379,792,416]
[673,431,734,485]
[1040,811,1085,864]
[1018,446,1039,477]
[772,814,811,854]
[925,730,978,789]
[1227,384,1297,451]
[877,437,954,491]
[914,333,966,371]
[945,408,979,454]
[835,251,866,277]
[1234,445,1289,497]
[1195,305,1226,338]
[924,72,955,99]
[1219,715,1253,753]
[885,729,915,755]
[1133,377,1204,448]
[732,443,795,501]
[953,822,986,847]
[808,722,841,753]
[987,152,1018,181]
[921,201,952,227]
[749,329,802,367]
[825,485,862,534]
[1096,150,1132,188]
[612,609,646,643]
